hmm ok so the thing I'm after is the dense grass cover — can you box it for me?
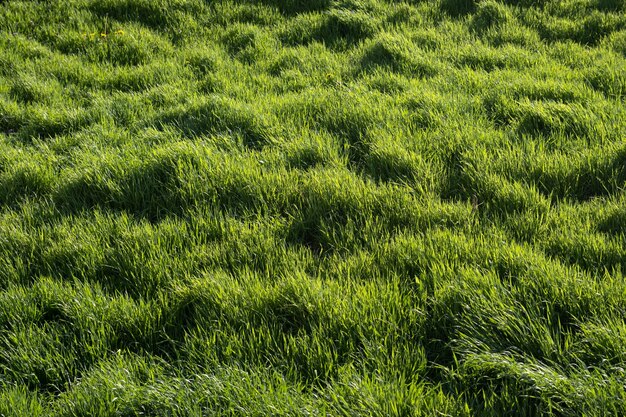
[0,0,625,415]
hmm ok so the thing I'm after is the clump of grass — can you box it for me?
[281,8,380,49]
[278,89,387,166]
[267,43,341,87]
[89,0,204,35]
[0,98,24,134]
[159,95,281,148]
[514,100,601,138]
[221,23,278,64]
[602,30,626,56]
[364,70,410,94]
[525,7,625,46]
[183,43,224,78]
[282,129,343,170]
[596,200,626,236]
[210,2,282,26]
[454,43,532,71]
[470,1,511,33]
[584,60,626,99]
[55,25,174,66]
[8,75,57,104]
[0,159,55,206]
[483,92,603,141]
[357,32,440,77]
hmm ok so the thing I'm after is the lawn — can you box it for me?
[0,0,625,415]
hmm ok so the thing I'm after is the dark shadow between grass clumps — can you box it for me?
[439,0,478,17]
[250,0,332,16]
[285,213,338,256]
[499,0,544,6]
[596,0,625,11]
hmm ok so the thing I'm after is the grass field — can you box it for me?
[0,0,625,415]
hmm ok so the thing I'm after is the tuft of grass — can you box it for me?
[470,1,512,33]
[357,32,440,77]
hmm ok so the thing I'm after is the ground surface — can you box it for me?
[0,0,625,415]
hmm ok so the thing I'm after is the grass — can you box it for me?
[0,0,625,415]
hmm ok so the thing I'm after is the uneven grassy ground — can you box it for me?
[0,0,625,415]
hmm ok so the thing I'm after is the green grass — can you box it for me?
[0,0,625,415]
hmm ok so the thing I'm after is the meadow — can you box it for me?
[0,0,625,415]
